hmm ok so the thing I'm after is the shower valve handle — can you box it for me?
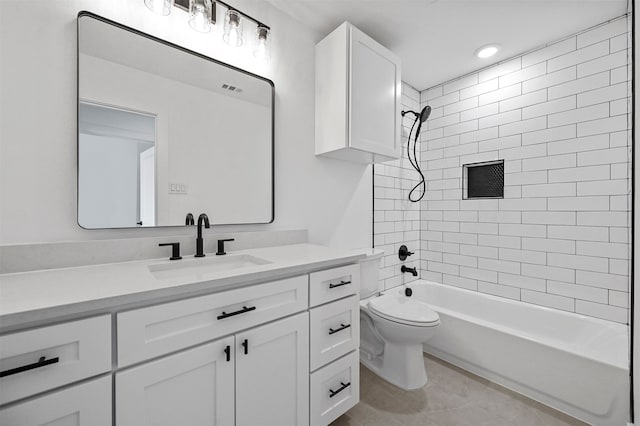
[398,245,414,261]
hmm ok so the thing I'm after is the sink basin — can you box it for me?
[148,254,271,280]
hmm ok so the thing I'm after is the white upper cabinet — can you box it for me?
[315,22,401,164]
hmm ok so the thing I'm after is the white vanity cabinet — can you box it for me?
[116,313,309,426]
[315,21,401,164]
[0,258,362,426]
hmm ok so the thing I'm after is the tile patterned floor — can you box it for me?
[332,354,587,426]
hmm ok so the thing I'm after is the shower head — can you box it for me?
[401,105,431,123]
[419,105,431,123]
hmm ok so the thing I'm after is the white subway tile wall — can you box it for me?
[373,82,422,290]
[374,16,631,324]
[419,16,631,323]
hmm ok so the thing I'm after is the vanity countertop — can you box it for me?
[0,243,366,333]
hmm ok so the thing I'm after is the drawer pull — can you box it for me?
[217,305,256,320]
[329,381,351,398]
[0,356,60,378]
[242,339,249,355]
[224,345,231,362]
[328,323,351,335]
[329,280,351,289]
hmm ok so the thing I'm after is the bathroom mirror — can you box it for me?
[77,12,274,228]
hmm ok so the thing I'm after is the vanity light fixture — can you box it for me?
[475,44,499,59]
[146,0,271,60]
[223,9,243,47]
[188,0,213,33]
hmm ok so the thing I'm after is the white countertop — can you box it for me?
[0,244,365,333]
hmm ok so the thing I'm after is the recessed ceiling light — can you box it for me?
[475,44,499,59]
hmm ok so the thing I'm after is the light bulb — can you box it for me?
[144,0,172,16]
[223,9,243,47]
[255,40,267,59]
[254,26,270,60]
[189,0,212,33]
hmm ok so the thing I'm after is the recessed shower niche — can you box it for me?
[77,12,274,229]
[462,160,504,199]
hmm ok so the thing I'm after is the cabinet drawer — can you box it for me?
[118,275,308,367]
[310,296,359,371]
[310,350,359,426]
[0,375,112,426]
[309,264,359,307]
[0,315,111,405]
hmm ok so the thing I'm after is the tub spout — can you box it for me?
[401,265,418,276]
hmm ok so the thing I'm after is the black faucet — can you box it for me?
[185,213,195,226]
[195,213,210,257]
[401,265,418,277]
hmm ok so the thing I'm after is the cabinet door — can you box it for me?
[349,25,401,159]
[236,312,309,426]
[0,376,111,426]
[116,336,234,426]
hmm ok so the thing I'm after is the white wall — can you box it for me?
[419,16,632,324]
[0,0,371,250]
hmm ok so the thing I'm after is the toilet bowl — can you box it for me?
[357,250,440,390]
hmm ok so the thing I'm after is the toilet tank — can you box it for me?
[358,249,384,298]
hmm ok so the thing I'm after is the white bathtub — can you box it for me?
[394,280,629,426]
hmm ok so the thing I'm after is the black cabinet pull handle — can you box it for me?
[329,381,351,398]
[224,345,231,362]
[0,356,59,378]
[241,339,248,355]
[328,323,351,335]
[329,280,351,289]
[217,305,256,320]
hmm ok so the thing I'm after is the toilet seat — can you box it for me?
[368,293,440,327]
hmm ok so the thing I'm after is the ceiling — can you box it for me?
[267,0,628,91]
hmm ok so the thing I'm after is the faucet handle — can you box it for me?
[159,242,182,260]
[398,245,414,261]
[216,238,235,256]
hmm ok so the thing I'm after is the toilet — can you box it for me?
[358,250,440,390]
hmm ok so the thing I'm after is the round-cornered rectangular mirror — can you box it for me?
[77,12,274,228]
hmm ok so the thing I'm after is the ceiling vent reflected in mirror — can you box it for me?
[222,84,243,93]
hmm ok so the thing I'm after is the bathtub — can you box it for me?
[395,280,629,426]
